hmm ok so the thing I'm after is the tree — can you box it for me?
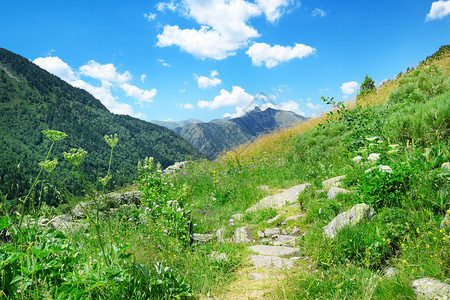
[357,75,376,99]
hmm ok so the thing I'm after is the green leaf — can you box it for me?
[0,216,10,231]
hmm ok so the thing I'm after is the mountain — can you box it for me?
[174,106,308,159]
[0,48,204,206]
[150,118,203,130]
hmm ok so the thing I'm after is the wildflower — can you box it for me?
[368,153,380,163]
[39,159,58,173]
[364,167,374,174]
[157,244,161,248]
[64,148,87,167]
[176,208,182,212]
[163,229,168,233]
[104,133,118,148]
[229,218,235,223]
[352,156,363,163]
[17,289,21,294]
[319,208,322,214]
[128,218,132,221]
[193,224,197,226]
[191,204,195,207]
[98,175,112,186]
[230,223,234,226]
[42,130,67,142]
[378,165,393,173]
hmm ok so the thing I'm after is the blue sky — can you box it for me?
[1,0,449,122]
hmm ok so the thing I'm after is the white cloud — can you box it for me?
[33,56,77,82]
[157,0,297,60]
[157,59,170,67]
[80,60,132,84]
[33,56,158,115]
[72,79,134,115]
[134,112,146,119]
[426,1,450,21]
[260,100,305,116]
[144,12,157,21]
[195,70,222,88]
[157,1,179,12]
[311,8,327,17]
[180,103,194,109]
[246,42,316,68]
[306,102,320,109]
[121,83,157,103]
[198,86,254,109]
[256,0,292,22]
[141,74,147,83]
[340,81,359,95]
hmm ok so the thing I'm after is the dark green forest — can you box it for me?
[0,48,204,208]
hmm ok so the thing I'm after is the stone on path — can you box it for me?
[246,183,311,213]
[411,277,450,299]
[248,245,299,257]
[272,235,297,246]
[233,226,253,243]
[282,214,305,224]
[249,273,271,280]
[264,228,280,238]
[327,187,351,199]
[192,233,214,244]
[323,203,376,238]
[266,214,283,224]
[250,255,294,269]
[289,227,302,236]
[322,175,346,190]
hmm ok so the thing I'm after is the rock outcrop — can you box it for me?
[323,203,376,238]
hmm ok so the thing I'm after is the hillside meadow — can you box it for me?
[0,46,449,299]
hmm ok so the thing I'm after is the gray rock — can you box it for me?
[327,187,351,199]
[233,226,252,243]
[248,245,299,257]
[260,238,271,243]
[323,203,376,238]
[264,228,280,237]
[249,273,271,280]
[216,228,225,243]
[50,215,88,233]
[282,214,306,224]
[273,235,297,246]
[192,233,214,244]
[266,214,283,224]
[246,183,311,212]
[411,277,450,299]
[289,227,302,236]
[163,161,188,175]
[322,175,346,190]
[281,229,287,235]
[231,213,244,221]
[257,231,265,238]
[250,255,294,269]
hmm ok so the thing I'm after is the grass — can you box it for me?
[1,47,449,299]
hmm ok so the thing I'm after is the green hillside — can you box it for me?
[0,48,204,207]
[0,46,448,299]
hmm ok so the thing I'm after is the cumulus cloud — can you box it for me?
[198,86,254,109]
[426,0,450,21]
[246,42,316,68]
[179,103,194,109]
[157,0,179,12]
[33,56,77,82]
[141,74,147,83]
[306,102,320,109]
[311,8,327,17]
[157,0,297,60]
[195,70,222,88]
[340,81,358,95]
[33,56,157,115]
[80,60,132,84]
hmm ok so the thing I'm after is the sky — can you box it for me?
[1,0,449,122]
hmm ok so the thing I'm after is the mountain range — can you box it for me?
[174,106,308,159]
[0,48,204,206]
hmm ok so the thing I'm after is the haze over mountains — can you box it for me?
[0,48,204,205]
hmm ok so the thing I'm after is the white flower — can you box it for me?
[378,165,393,173]
[366,136,379,141]
[365,168,374,174]
[352,156,363,163]
[368,153,380,162]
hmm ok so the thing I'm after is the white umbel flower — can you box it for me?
[368,153,380,162]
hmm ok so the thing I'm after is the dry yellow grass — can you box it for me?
[218,47,449,163]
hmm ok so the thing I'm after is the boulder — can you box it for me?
[192,233,214,244]
[282,214,306,224]
[233,226,253,243]
[163,161,188,175]
[411,278,450,299]
[264,228,280,238]
[231,213,244,222]
[323,203,376,238]
[322,175,346,190]
[250,255,294,269]
[266,214,283,224]
[327,187,351,199]
[246,183,311,212]
[272,235,297,246]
